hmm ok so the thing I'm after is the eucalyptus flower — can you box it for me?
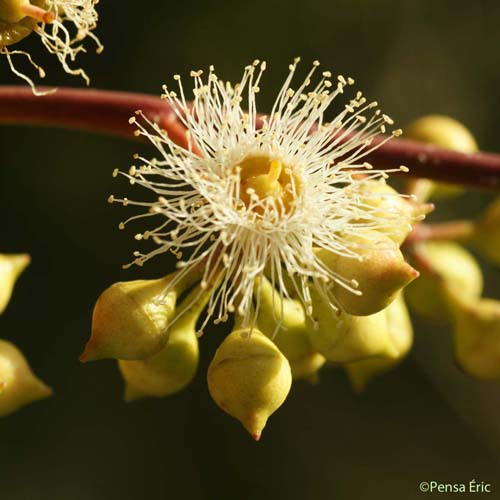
[0,0,102,92]
[111,59,417,333]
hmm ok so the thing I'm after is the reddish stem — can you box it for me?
[0,86,189,148]
[1,86,500,190]
[405,220,476,245]
[367,137,500,190]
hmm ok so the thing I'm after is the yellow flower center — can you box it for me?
[237,155,301,214]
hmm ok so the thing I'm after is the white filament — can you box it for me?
[112,59,411,330]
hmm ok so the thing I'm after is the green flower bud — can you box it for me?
[405,115,478,199]
[447,292,500,380]
[207,329,292,441]
[405,241,483,321]
[470,197,500,266]
[255,276,325,382]
[355,179,430,245]
[81,269,200,362]
[0,253,30,315]
[307,287,398,363]
[316,231,418,316]
[0,339,52,417]
[345,293,413,392]
[118,285,210,401]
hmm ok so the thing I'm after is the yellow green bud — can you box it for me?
[0,339,52,416]
[0,253,30,315]
[118,285,210,401]
[255,276,325,381]
[470,197,500,266]
[307,287,398,363]
[355,179,430,245]
[406,115,478,154]
[345,293,413,392]
[405,241,483,321]
[81,269,199,362]
[405,115,478,199]
[447,292,500,380]
[316,231,418,316]
[207,329,292,440]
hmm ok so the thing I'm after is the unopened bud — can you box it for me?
[81,269,200,362]
[316,231,418,316]
[255,276,325,381]
[447,292,500,380]
[356,180,430,245]
[307,288,398,363]
[207,329,292,441]
[0,253,30,315]
[345,293,413,392]
[405,241,482,321]
[118,285,210,401]
[0,339,52,417]
[405,115,478,199]
[471,197,500,266]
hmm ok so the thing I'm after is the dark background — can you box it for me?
[1,1,500,499]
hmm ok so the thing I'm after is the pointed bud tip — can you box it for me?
[79,347,92,362]
[79,347,97,363]
[421,202,435,215]
[38,383,53,400]
[123,385,144,403]
[399,261,419,279]
[351,379,367,395]
[12,253,31,269]
[407,265,419,279]
[252,432,261,442]
[346,369,369,394]
[242,413,267,442]
[24,378,53,404]
[79,339,106,363]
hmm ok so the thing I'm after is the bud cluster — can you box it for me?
[81,172,425,438]
[0,253,51,416]
[79,110,500,437]
[84,63,500,439]
[404,115,500,380]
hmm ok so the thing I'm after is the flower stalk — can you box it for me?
[0,86,499,189]
[405,220,476,244]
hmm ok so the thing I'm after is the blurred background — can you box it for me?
[1,1,500,499]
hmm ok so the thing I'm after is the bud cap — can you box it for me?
[207,329,292,439]
[81,272,192,362]
[0,253,30,315]
[0,339,52,417]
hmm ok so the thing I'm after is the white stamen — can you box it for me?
[112,60,412,329]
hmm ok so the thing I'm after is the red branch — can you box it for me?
[0,86,189,148]
[404,220,475,245]
[1,86,500,190]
